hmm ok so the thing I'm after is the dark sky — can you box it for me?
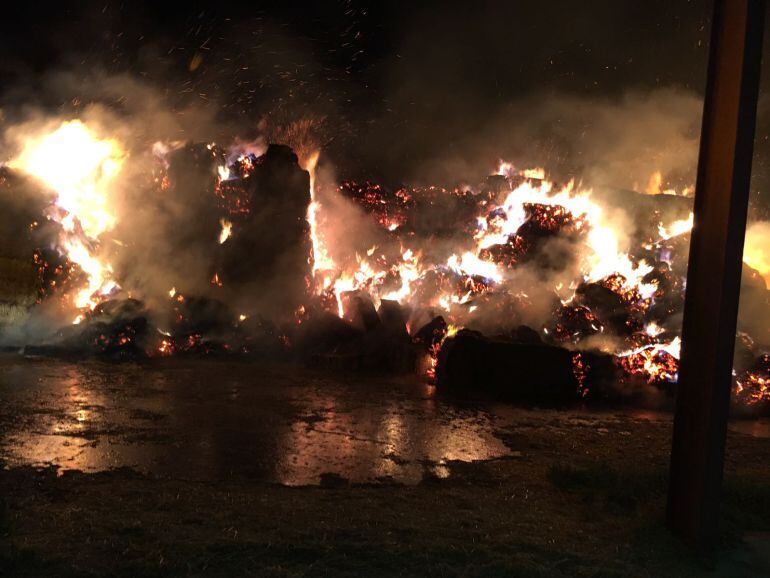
[0,1,714,96]
[5,0,769,209]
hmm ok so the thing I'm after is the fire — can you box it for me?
[10,120,122,238]
[496,160,546,180]
[446,252,502,283]
[6,123,765,406]
[658,212,694,240]
[645,171,694,197]
[157,339,174,356]
[735,373,770,405]
[9,120,125,312]
[303,165,668,333]
[303,151,335,276]
[522,167,546,180]
[472,177,655,298]
[218,218,233,244]
[645,171,664,195]
[619,337,681,384]
[744,221,770,286]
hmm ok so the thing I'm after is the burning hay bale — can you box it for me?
[738,264,770,346]
[435,329,582,404]
[217,144,311,316]
[24,298,151,359]
[1,116,768,414]
[734,354,770,414]
[295,296,415,373]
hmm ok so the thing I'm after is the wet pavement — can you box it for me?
[0,355,515,485]
[0,354,765,486]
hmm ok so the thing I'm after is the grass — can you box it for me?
[548,462,667,512]
[2,390,770,576]
[2,428,769,576]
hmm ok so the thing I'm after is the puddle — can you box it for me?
[0,356,510,485]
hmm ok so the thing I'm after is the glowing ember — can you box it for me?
[735,373,770,405]
[157,339,174,357]
[618,337,681,384]
[7,125,767,410]
[734,355,770,407]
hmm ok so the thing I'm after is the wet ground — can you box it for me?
[0,355,516,485]
[1,353,767,487]
[3,355,770,576]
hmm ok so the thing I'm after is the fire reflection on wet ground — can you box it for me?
[0,356,511,485]
[1,354,767,486]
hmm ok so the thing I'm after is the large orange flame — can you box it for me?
[10,120,124,313]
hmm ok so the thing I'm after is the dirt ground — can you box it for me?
[1,358,770,576]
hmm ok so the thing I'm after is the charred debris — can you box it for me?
[2,143,768,412]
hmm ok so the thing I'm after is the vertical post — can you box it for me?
[667,0,765,551]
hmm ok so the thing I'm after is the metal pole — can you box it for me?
[667,0,765,551]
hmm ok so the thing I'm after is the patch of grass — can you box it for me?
[0,257,36,304]
[721,474,770,534]
[0,546,83,578]
[548,462,667,511]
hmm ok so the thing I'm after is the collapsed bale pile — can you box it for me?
[1,135,768,411]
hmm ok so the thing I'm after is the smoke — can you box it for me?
[366,89,703,196]
[0,46,763,359]
[0,71,319,342]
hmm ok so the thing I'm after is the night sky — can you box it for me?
[1,0,768,210]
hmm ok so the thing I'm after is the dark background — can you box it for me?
[1,0,767,210]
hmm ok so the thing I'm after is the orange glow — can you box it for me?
[10,120,124,314]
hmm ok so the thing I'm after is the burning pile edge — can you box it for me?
[0,123,768,414]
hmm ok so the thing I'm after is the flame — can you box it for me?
[644,170,694,197]
[495,161,545,180]
[522,167,546,180]
[303,151,335,276]
[9,120,124,313]
[381,248,423,302]
[157,339,174,356]
[218,218,233,244]
[644,322,665,337]
[744,221,770,286]
[645,171,663,195]
[735,373,770,405]
[473,177,655,297]
[447,252,502,282]
[658,212,694,240]
[619,337,681,383]
[310,164,661,335]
